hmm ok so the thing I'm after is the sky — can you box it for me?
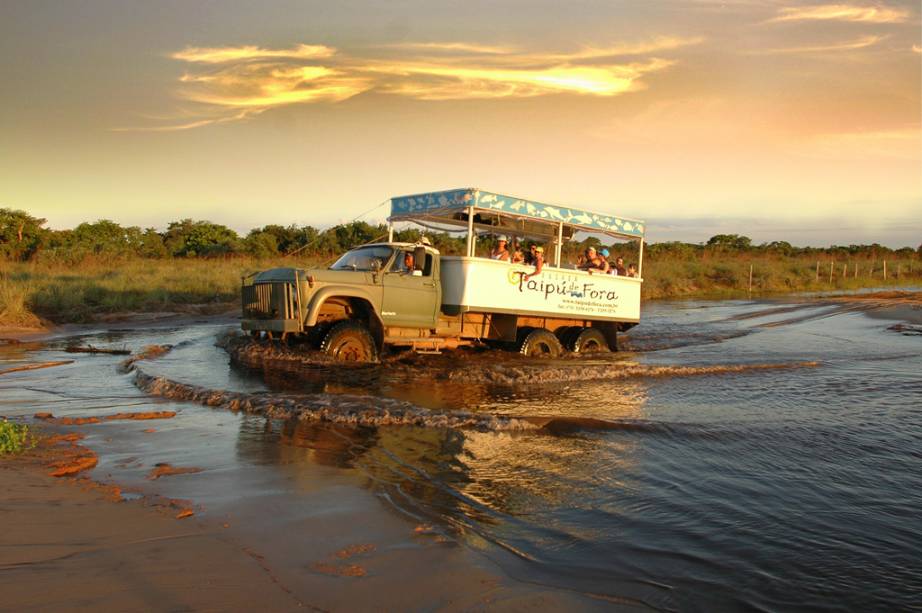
[0,0,919,246]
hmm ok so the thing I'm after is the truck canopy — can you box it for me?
[389,188,644,240]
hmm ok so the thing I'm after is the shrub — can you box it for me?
[0,421,36,455]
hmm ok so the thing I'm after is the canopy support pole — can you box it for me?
[638,238,644,278]
[555,222,564,267]
[466,206,475,257]
[388,223,394,242]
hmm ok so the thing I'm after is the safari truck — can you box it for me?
[241,188,646,361]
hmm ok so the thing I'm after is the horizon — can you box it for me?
[1,1,919,248]
[11,204,920,250]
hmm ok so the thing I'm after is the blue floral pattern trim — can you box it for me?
[389,188,644,238]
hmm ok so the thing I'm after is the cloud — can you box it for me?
[171,44,335,63]
[914,44,922,53]
[754,34,885,54]
[768,4,909,24]
[125,38,688,130]
[383,42,513,55]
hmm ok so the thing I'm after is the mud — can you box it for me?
[117,344,173,372]
[34,411,176,424]
[222,334,817,387]
[122,337,819,432]
[147,463,203,480]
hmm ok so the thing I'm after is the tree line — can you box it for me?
[1,208,919,263]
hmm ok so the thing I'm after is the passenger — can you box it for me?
[491,235,510,261]
[627,263,638,278]
[511,245,525,263]
[523,246,544,280]
[612,256,627,276]
[523,243,537,266]
[578,246,609,274]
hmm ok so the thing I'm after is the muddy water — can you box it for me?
[2,298,921,610]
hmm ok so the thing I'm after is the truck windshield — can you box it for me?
[330,246,394,271]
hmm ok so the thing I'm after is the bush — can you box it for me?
[0,421,36,455]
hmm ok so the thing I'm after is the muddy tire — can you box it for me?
[319,320,378,363]
[570,328,609,353]
[517,327,563,358]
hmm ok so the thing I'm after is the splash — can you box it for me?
[223,336,818,387]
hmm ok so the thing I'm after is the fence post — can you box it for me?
[816,261,820,282]
[854,263,858,279]
[829,260,834,283]
[748,263,753,295]
[884,260,887,280]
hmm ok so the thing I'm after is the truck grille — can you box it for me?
[242,282,297,320]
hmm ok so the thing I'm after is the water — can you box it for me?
[2,299,920,611]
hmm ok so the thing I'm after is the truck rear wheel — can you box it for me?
[517,328,563,358]
[319,320,378,363]
[570,328,608,353]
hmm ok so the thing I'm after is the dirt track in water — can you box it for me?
[125,337,819,432]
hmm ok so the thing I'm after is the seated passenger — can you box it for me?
[511,245,524,264]
[523,243,538,266]
[611,256,627,276]
[491,236,510,261]
[523,246,545,280]
[578,246,609,274]
[627,263,638,278]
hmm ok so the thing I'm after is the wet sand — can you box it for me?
[0,447,305,611]
[0,434,626,611]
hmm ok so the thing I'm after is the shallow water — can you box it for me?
[2,298,921,610]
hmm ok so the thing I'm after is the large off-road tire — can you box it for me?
[570,327,609,353]
[319,320,378,363]
[517,327,563,358]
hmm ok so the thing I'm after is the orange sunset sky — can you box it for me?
[1,1,919,245]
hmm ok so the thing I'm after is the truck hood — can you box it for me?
[253,267,376,285]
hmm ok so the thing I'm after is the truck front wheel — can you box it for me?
[517,328,563,358]
[319,320,379,363]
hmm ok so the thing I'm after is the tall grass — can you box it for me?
[641,253,920,299]
[0,254,919,327]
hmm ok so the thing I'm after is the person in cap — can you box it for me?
[491,235,510,261]
[524,245,545,280]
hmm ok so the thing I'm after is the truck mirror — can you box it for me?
[413,246,426,271]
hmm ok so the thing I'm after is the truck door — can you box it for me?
[382,249,439,328]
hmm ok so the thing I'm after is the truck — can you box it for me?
[241,188,646,362]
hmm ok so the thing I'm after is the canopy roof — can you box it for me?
[389,188,644,239]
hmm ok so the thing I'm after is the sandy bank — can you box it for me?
[0,446,304,611]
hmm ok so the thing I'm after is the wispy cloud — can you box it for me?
[913,44,922,53]
[768,3,909,24]
[171,44,335,63]
[124,38,693,130]
[754,34,885,54]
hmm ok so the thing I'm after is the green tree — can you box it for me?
[0,208,46,260]
[707,234,752,251]
[164,219,241,257]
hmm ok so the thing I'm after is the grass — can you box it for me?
[1,254,919,327]
[0,421,36,455]
[640,254,920,300]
